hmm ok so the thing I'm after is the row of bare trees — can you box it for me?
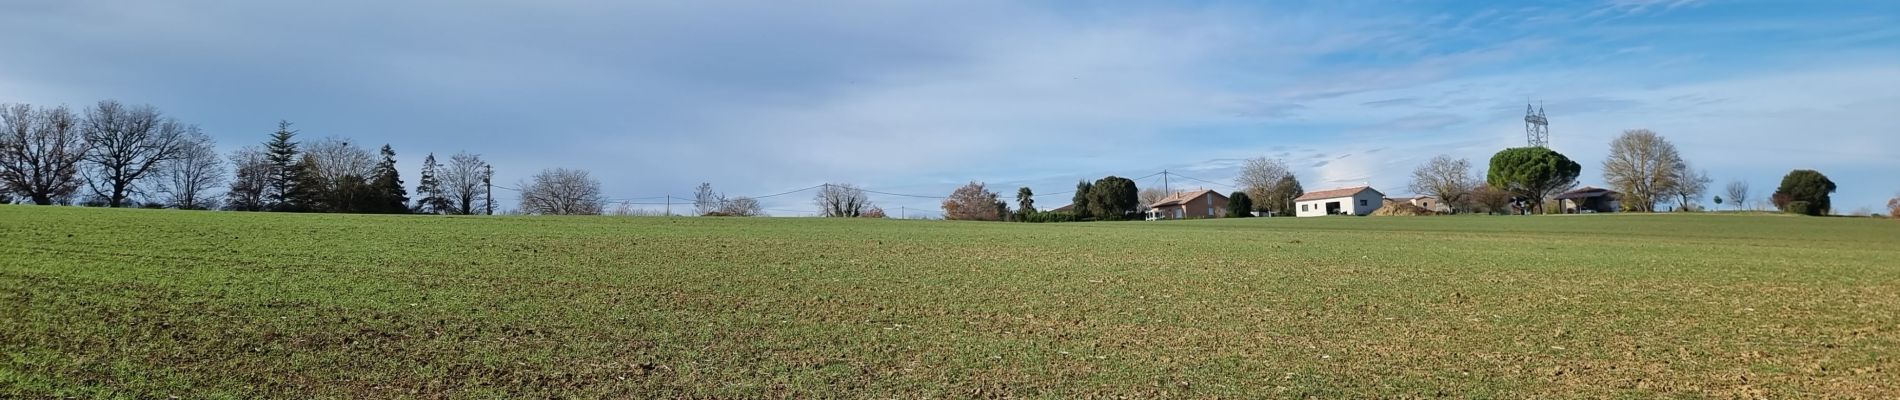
[1,101,212,207]
[1405,129,1762,214]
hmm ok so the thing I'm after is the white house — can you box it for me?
[1295,186,1385,217]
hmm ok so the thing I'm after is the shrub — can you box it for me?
[1785,201,1816,216]
[1023,211,1078,223]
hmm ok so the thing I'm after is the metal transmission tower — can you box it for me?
[1524,103,1550,148]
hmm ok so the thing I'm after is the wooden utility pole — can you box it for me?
[483,164,494,215]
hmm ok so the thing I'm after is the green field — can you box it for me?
[2,206,1897,398]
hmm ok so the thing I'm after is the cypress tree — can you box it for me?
[1071,180,1094,220]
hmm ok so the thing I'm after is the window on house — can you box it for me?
[1301,204,1308,212]
[1207,207,1214,216]
[1359,200,1367,206]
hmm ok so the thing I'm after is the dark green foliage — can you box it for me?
[1071,180,1094,220]
[1227,191,1253,218]
[1785,201,1815,216]
[280,155,326,212]
[1016,187,1034,214]
[1487,147,1581,214]
[369,145,407,214]
[263,121,299,208]
[1022,211,1078,223]
[1774,170,1836,216]
[1260,175,1302,217]
[414,153,450,214]
[1087,176,1140,221]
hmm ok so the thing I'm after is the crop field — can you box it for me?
[2,206,1898,398]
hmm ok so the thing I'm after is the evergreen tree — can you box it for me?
[1071,180,1094,220]
[370,144,407,213]
[1086,176,1139,220]
[1227,191,1254,218]
[263,120,300,209]
[282,154,326,212]
[414,153,450,213]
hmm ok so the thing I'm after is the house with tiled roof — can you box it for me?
[1294,186,1385,217]
[1146,189,1228,220]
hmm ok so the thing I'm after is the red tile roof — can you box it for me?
[1149,189,1223,208]
[1294,186,1378,202]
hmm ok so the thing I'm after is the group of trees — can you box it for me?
[1070,176,1141,221]
[693,183,764,217]
[0,101,208,207]
[941,181,1010,221]
[1236,157,1303,216]
[0,100,565,214]
[1601,129,1711,212]
[1444,128,1846,216]
[814,183,883,218]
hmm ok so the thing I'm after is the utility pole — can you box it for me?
[665,196,672,216]
[900,206,907,219]
[482,164,493,215]
[1162,170,1170,194]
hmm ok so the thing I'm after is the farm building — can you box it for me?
[1147,189,1229,220]
[1386,195,1451,213]
[1555,186,1622,213]
[1295,186,1385,217]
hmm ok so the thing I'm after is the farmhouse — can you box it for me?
[1555,186,1622,213]
[1147,189,1228,220]
[1295,186,1385,217]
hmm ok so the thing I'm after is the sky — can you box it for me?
[3,0,1897,216]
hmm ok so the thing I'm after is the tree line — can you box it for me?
[1402,129,1844,216]
[1,101,605,215]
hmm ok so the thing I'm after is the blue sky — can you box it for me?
[3,0,1896,216]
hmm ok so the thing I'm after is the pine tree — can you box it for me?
[414,153,450,214]
[370,144,408,213]
[264,120,300,209]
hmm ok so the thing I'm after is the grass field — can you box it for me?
[2,206,1897,398]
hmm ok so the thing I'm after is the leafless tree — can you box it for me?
[1887,195,1899,218]
[153,131,225,209]
[225,146,272,211]
[1665,165,1712,211]
[1601,129,1684,212]
[1235,157,1291,211]
[302,137,376,184]
[1137,187,1182,213]
[814,183,874,217]
[1408,155,1475,213]
[1723,180,1750,211]
[441,151,489,215]
[693,182,724,215]
[718,197,765,217]
[942,181,1005,221]
[79,100,191,207]
[0,103,86,205]
[518,168,603,215]
[1469,182,1513,215]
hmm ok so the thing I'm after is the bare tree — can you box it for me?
[154,131,225,209]
[440,151,489,215]
[1601,129,1684,212]
[1408,155,1475,213]
[693,182,724,215]
[814,183,874,217]
[1723,180,1750,211]
[1666,165,1713,211]
[1887,195,1899,218]
[1137,187,1181,213]
[302,137,376,184]
[79,100,191,207]
[1469,182,1512,215]
[942,181,1005,221]
[1235,157,1291,211]
[518,168,603,215]
[225,146,272,211]
[718,197,765,217]
[0,103,86,205]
